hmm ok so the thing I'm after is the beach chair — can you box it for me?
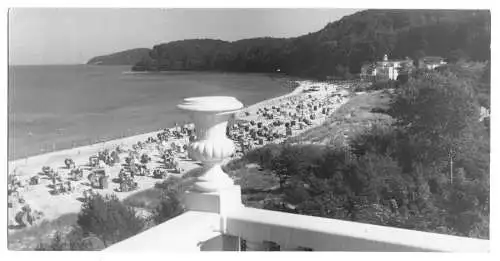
[89,156,99,167]
[29,176,40,185]
[99,176,108,189]
[98,160,106,168]
[66,181,74,192]
[64,158,76,169]
[140,153,152,164]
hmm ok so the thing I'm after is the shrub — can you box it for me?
[367,80,398,91]
[348,152,407,204]
[150,177,186,225]
[244,143,284,169]
[283,183,310,205]
[77,193,145,247]
[35,232,66,251]
[350,123,400,157]
[154,176,188,195]
[150,191,184,225]
[353,82,372,92]
[271,144,325,189]
[35,227,102,251]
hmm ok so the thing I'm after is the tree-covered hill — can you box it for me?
[131,9,490,79]
[87,48,152,65]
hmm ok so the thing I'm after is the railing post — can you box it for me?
[178,96,245,251]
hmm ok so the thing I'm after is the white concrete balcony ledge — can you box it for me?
[105,211,223,252]
[105,203,489,252]
[105,96,489,252]
[105,206,489,252]
[224,207,489,252]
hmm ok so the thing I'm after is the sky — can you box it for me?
[8,8,360,65]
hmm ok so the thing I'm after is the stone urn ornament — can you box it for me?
[178,96,244,193]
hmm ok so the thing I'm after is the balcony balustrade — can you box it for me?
[105,96,489,252]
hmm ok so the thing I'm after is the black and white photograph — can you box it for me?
[5,2,492,253]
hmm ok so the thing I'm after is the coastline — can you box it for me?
[7,79,350,235]
[9,130,164,173]
[8,70,294,161]
[8,77,301,170]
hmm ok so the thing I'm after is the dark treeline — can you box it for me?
[87,48,152,65]
[132,9,490,79]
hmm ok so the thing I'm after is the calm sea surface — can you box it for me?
[8,65,291,160]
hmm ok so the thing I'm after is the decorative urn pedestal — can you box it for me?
[177,96,244,216]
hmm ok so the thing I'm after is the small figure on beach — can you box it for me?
[51,173,61,187]
[65,181,73,192]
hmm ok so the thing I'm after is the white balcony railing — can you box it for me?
[105,96,489,252]
[106,193,489,252]
[225,207,489,252]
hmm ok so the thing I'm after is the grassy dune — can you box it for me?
[223,89,395,209]
[288,89,394,146]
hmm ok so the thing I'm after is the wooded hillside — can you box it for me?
[131,10,490,78]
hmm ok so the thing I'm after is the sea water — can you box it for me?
[8,65,291,160]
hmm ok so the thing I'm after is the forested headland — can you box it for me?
[126,9,490,79]
[87,48,151,66]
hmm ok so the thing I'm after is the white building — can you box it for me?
[360,54,414,81]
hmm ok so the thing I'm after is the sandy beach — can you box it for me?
[7,79,351,231]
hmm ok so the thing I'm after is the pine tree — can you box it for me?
[77,193,145,247]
